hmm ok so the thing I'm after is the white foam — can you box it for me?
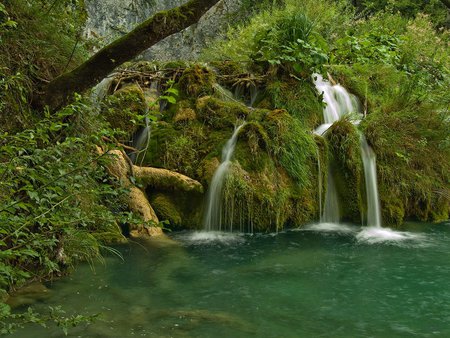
[304,222,357,234]
[176,231,245,245]
[356,227,427,245]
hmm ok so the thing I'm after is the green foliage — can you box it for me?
[325,119,364,222]
[263,110,317,189]
[1,305,97,335]
[255,13,329,74]
[0,0,88,131]
[0,100,134,334]
[204,0,351,70]
[0,4,17,34]
[332,31,402,65]
[159,80,179,105]
[353,0,449,28]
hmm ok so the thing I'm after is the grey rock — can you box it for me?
[84,0,243,60]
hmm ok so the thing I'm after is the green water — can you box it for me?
[12,222,450,337]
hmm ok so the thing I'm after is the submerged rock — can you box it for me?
[6,282,50,308]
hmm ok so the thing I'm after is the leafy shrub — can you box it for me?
[0,0,88,131]
[0,100,134,334]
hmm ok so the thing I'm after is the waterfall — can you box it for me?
[130,117,151,165]
[313,73,381,227]
[360,135,382,227]
[313,74,360,135]
[130,81,158,164]
[203,122,246,231]
[316,149,322,218]
[321,170,340,223]
[91,75,115,104]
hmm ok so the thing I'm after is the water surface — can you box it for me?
[13,222,450,337]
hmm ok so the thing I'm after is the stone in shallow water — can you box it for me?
[7,282,50,308]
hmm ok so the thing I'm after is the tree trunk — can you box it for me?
[134,166,204,193]
[40,0,220,110]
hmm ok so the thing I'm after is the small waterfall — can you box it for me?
[91,75,115,107]
[321,170,340,223]
[314,73,359,223]
[233,82,259,107]
[316,149,322,218]
[313,73,381,227]
[203,122,246,231]
[130,117,151,165]
[360,135,382,227]
[130,82,158,165]
[313,74,360,135]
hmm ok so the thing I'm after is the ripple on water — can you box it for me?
[356,227,429,247]
[174,231,246,245]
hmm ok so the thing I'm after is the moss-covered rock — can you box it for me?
[196,96,249,129]
[102,84,147,140]
[108,60,448,232]
[266,78,323,128]
[148,190,204,230]
[325,120,363,223]
[150,193,182,227]
[179,64,216,98]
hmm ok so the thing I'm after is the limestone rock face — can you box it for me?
[84,0,243,60]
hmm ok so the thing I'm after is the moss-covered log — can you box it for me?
[40,0,220,110]
[134,167,204,193]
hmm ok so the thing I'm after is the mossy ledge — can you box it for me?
[100,61,448,231]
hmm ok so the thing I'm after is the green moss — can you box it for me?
[266,78,323,128]
[102,84,147,138]
[362,102,449,225]
[262,109,317,189]
[196,96,249,129]
[150,193,182,227]
[240,121,269,155]
[178,65,216,98]
[173,101,197,125]
[380,190,405,227]
[148,191,204,230]
[325,119,363,222]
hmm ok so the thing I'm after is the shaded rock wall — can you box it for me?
[84,0,243,60]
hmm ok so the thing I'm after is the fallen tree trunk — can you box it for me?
[134,167,204,193]
[102,149,203,238]
[40,0,220,110]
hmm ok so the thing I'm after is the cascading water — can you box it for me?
[130,117,151,165]
[313,73,381,228]
[203,122,246,231]
[321,172,340,223]
[91,75,115,104]
[130,81,158,164]
[360,135,382,228]
[316,149,322,218]
[313,74,360,136]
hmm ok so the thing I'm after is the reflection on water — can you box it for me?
[11,222,450,337]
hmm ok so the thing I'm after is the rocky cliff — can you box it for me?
[84,0,243,60]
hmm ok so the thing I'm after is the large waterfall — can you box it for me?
[313,74,381,228]
[203,122,246,231]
